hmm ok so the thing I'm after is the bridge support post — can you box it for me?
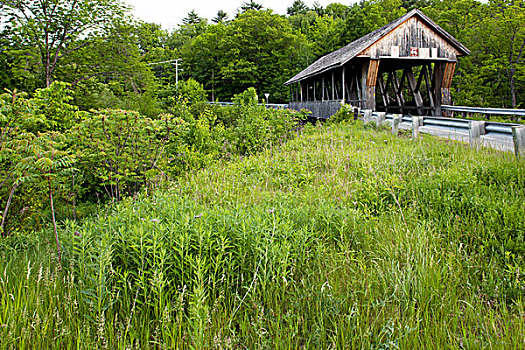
[392,114,402,136]
[469,121,485,150]
[512,126,525,158]
[365,59,380,110]
[412,116,423,140]
[376,112,386,128]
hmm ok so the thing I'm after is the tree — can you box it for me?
[312,1,325,16]
[475,0,525,108]
[287,0,309,16]
[182,10,205,25]
[18,134,74,261]
[325,3,350,19]
[361,0,407,32]
[1,0,128,87]
[240,0,263,13]
[183,10,310,102]
[310,15,346,58]
[422,0,523,108]
[0,89,35,235]
[212,10,229,23]
[170,14,208,49]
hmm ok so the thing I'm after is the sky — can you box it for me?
[126,0,352,30]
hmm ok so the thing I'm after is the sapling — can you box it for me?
[18,134,75,262]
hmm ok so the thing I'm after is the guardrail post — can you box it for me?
[353,107,359,121]
[412,116,423,140]
[512,126,525,158]
[376,112,386,128]
[392,114,402,136]
[469,121,485,150]
[364,109,373,125]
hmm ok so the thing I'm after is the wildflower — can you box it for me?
[74,231,82,237]
[194,214,203,219]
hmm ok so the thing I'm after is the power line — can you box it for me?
[147,59,183,89]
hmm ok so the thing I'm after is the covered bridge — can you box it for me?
[285,9,470,118]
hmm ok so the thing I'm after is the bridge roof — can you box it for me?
[285,9,470,85]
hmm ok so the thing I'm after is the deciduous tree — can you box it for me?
[2,0,128,87]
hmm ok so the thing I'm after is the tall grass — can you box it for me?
[1,121,524,348]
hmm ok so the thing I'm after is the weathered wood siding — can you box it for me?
[289,101,343,119]
[358,17,461,59]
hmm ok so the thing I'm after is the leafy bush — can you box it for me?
[329,103,356,123]
[71,109,177,201]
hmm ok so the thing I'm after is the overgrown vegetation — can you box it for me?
[0,84,304,237]
[0,0,524,347]
[2,121,524,348]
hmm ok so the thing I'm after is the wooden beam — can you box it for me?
[441,61,456,108]
[348,72,356,103]
[378,75,389,107]
[322,75,325,101]
[433,62,446,115]
[306,81,309,101]
[355,74,361,104]
[424,64,434,108]
[331,71,335,100]
[361,62,368,109]
[342,66,346,103]
[406,67,424,114]
[300,82,303,102]
[392,72,405,107]
[365,59,380,110]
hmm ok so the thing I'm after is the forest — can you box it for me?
[1,0,524,110]
[0,0,525,348]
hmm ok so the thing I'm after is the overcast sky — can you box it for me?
[126,0,355,30]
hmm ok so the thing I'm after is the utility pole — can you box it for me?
[174,59,183,90]
[147,59,183,88]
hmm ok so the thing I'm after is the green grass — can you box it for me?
[1,121,525,348]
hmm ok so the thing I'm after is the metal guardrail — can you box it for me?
[442,105,525,117]
[369,110,524,154]
[208,102,289,109]
[374,111,519,137]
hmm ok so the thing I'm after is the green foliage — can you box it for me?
[2,123,524,347]
[287,0,310,16]
[182,10,310,102]
[232,87,258,106]
[329,103,356,123]
[71,109,174,201]
[158,78,207,111]
[30,82,80,132]
[0,90,41,234]
[422,0,524,108]
[1,0,128,87]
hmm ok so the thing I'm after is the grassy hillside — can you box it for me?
[1,121,525,348]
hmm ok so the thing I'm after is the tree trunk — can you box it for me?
[1,182,18,236]
[46,60,52,88]
[48,178,61,262]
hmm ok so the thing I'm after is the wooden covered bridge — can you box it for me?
[285,9,470,118]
